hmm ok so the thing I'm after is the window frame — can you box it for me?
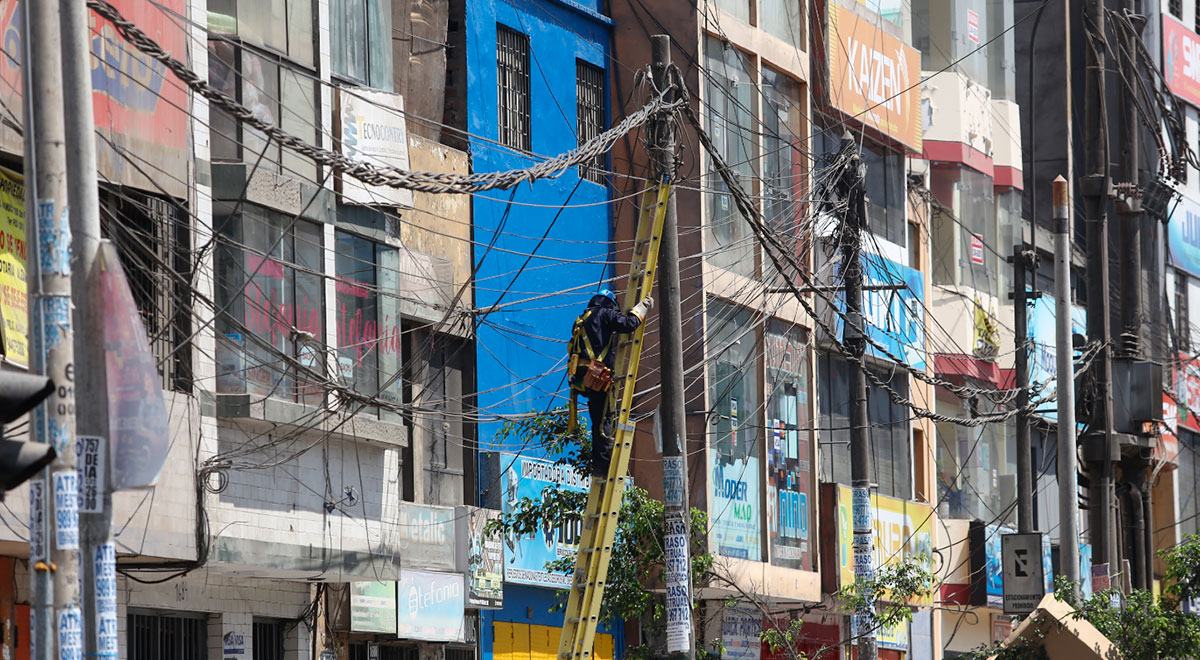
[128,610,207,660]
[496,24,532,152]
[575,59,606,184]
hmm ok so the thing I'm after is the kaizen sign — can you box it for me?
[1001,532,1046,614]
[1165,14,1200,108]
[826,3,922,152]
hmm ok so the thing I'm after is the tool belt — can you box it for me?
[566,309,616,432]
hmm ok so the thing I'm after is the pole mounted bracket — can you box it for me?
[1111,181,1143,214]
[1080,174,1111,198]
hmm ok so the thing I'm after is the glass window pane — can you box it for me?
[336,232,380,410]
[241,53,281,171]
[765,320,812,570]
[713,0,751,23]
[294,221,324,405]
[209,0,237,35]
[761,67,804,281]
[288,0,315,66]
[208,40,240,161]
[760,0,804,48]
[243,209,294,398]
[332,0,368,82]
[240,0,287,52]
[707,300,761,562]
[377,245,404,422]
[281,67,318,181]
[704,36,756,277]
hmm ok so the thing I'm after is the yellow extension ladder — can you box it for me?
[557,180,671,660]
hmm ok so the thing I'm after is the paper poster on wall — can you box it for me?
[350,582,398,634]
[0,167,28,368]
[711,455,761,561]
[721,607,761,660]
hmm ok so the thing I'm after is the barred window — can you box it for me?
[252,619,285,660]
[497,25,531,151]
[128,611,206,660]
[576,60,605,184]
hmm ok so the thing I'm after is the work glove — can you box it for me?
[630,296,654,320]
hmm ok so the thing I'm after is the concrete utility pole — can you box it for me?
[649,35,694,660]
[1054,175,1081,595]
[60,0,116,654]
[26,0,81,658]
[1013,201,1035,534]
[839,134,876,660]
[1081,0,1118,568]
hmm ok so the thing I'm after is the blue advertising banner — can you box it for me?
[836,253,927,371]
[1027,296,1087,423]
[396,570,465,642]
[1169,194,1200,276]
[498,453,589,587]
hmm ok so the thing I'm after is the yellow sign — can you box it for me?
[826,3,923,152]
[0,168,28,368]
[835,485,934,605]
[974,297,1001,359]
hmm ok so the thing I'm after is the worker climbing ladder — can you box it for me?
[557,180,672,660]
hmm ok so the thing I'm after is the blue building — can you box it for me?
[446,0,622,656]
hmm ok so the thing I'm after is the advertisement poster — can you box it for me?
[721,607,761,660]
[396,570,465,642]
[1169,194,1200,275]
[0,1,189,197]
[1027,296,1087,423]
[1164,15,1200,108]
[499,454,589,587]
[338,88,414,208]
[456,505,504,609]
[835,253,927,371]
[825,2,922,152]
[765,323,812,570]
[711,455,761,561]
[664,513,692,653]
[834,485,934,604]
[0,167,27,368]
[101,243,171,489]
[351,582,397,634]
[973,298,1001,359]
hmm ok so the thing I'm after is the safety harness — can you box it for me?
[566,309,615,433]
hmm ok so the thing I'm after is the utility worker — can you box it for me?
[567,289,654,478]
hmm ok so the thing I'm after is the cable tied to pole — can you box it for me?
[87,0,682,194]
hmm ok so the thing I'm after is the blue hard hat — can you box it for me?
[598,288,617,302]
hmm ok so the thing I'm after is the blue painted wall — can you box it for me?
[467,0,613,452]
[465,0,617,655]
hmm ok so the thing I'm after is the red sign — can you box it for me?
[1164,14,1200,108]
[970,234,985,265]
[0,0,189,197]
[967,10,981,44]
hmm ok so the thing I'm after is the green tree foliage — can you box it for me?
[486,408,713,627]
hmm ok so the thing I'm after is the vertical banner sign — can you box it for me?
[0,167,28,368]
[29,479,46,561]
[966,9,981,43]
[663,513,692,653]
[100,243,170,489]
[663,455,684,509]
[54,472,79,550]
[58,607,82,660]
[970,234,985,265]
[455,506,504,609]
[94,543,118,657]
[77,436,106,513]
[851,485,876,638]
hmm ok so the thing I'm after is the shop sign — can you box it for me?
[765,325,812,570]
[1167,352,1200,434]
[721,607,761,660]
[0,1,189,197]
[967,9,981,43]
[395,570,465,642]
[498,453,588,587]
[832,485,934,605]
[710,455,761,561]
[395,503,457,571]
[337,88,414,209]
[1168,194,1200,275]
[351,581,397,634]
[825,3,923,152]
[455,506,504,609]
[835,253,927,371]
[1027,296,1087,423]
[1164,15,1200,108]
[0,167,28,368]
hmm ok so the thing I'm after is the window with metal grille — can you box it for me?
[100,189,193,393]
[348,644,418,660]
[497,25,531,151]
[446,646,477,660]
[576,60,605,184]
[252,619,285,660]
[1177,270,1191,352]
[1171,0,1182,18]
[128,611,207,660]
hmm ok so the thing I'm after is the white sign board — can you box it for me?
[663,512,692,653]
[337,87,413,209]
[1002,532,1046,614]
[77,436,105,513]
